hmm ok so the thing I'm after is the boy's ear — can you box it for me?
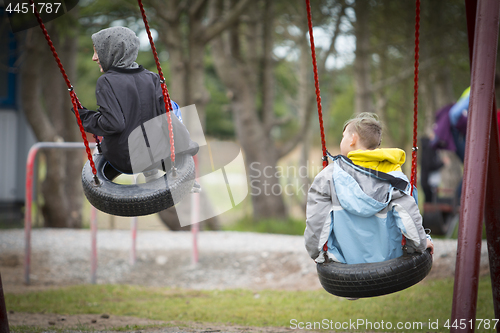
[350,132,358,146]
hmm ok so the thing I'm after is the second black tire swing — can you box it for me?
[304,0,432,298]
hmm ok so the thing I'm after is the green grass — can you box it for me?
[6,276,497,332]
[224,216,306,235]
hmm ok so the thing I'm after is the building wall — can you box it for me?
[0,111,19,201]
[0,8,36,222]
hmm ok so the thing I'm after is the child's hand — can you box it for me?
[426,239,434,255]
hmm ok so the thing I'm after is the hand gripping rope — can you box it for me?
[30,0,100,185]
[305,0,328,169]
[137,0,177,176]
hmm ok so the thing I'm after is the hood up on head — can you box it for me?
[91,26,140,72]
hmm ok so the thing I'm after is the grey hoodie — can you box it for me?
[91,26,140,72]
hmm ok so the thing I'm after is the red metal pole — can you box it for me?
[191,156,200,265]
[130,175,138,266]
[0,273,9,333]
[451,1,500,331]
[465,0,500,323]
[130,216,137,266]
[24,142,96,285]
[485,101,500,328]
[90,205,98,284]
[24,146,38,285]
[130,216,138,266]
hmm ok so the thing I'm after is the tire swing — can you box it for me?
[305,0,432,298]
[82,154,195,217]
[32,0,195,216]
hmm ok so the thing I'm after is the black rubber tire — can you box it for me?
[82,153,195,217]
[317,249,433,298]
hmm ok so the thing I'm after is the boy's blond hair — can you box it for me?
[343,113,382,150]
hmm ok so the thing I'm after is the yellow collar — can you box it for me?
[347,148,406,173]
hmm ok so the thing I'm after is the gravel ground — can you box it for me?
[1,229,320,291]
[0,229,491,290]
[0,229,492,332]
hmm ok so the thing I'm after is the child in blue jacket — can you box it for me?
[305,113,433,264]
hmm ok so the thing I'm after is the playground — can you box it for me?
[0,0,500,331]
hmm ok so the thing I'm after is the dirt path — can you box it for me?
[7,311,308,332]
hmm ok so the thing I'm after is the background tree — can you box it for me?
[17,0,475,227]
[209,0,344,220]
[346,0,470,159]
[20,14,83,227]
[141,0,251,128]
[275,0,347,211]
[352,0,373,115]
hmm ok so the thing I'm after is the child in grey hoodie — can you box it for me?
[76,26,197,175]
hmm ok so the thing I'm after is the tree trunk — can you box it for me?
[188,4,210,128]
[353,0,373,115]
[21,25,81,228]
[372,46,396,147]
[210,1,288,220]
[60,19,84,228]
[235,83,287,220]
[148,0,257,228]
[187,42,210,127]
[155,0,187,106]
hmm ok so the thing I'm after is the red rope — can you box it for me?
[305,0,328,169]
[410,0,421,196]
[137,0,176,171]
[29,0,99,183]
